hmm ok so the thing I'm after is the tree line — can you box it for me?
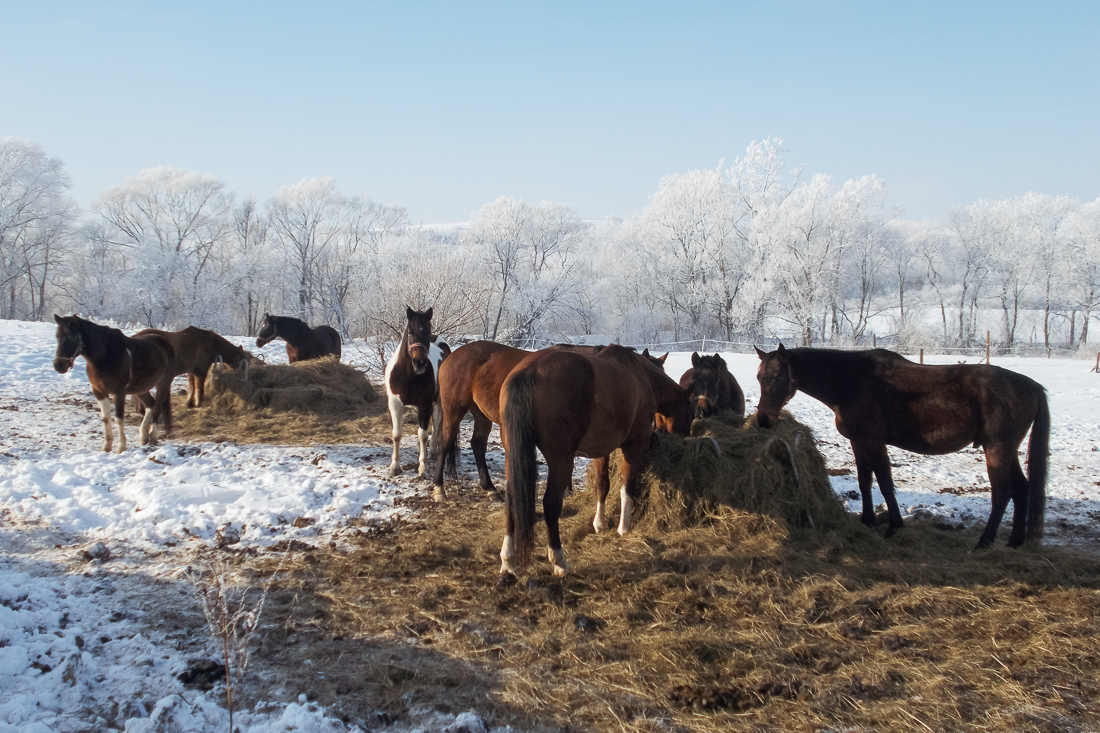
[3,135,1097,360]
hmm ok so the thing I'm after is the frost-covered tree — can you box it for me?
[1062,197,1100,346]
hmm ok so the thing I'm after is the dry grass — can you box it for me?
[168,357,397,445]
[217,424,1100,732]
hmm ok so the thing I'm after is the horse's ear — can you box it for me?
[406,306,415,319]
[658,352,668,364]
[53,314,63,325]
[713,353,721,360]
[642,348,650,357]
[776,343,787,356]
[424,307,433,321]
[691,352,701,368]
[754,346,767,360]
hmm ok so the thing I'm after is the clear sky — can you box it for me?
[3,1,1098,224]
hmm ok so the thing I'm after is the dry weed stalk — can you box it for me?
[183,551,286,732]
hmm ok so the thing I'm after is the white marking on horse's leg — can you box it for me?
[115,415,127,453]
[139,407,156,446]
[98,398,113,452]
[592,499,607,533]
[417,426,429,477]
[548,547,572,577]
[387,392,403,476]
[500,534,516,575]
[617,485,633,536]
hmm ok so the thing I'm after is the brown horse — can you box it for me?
[678,352,746,419]
[135,326,256,407]
[433,343,689,499]
[52,315,176,452]
[255,314,341,362]
[754,345,1049,549]
[385,307,451,487]
[499,345,692,578]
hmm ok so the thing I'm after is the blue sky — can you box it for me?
[3,1,1098,224]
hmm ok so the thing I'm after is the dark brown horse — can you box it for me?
[135,326,256,408]
[255,314,341,362]
[52,315,176,452]
[433,343,689,499]
[678,352,746,419]
[499,344,692,578]
[385,307,450,488]
[754,345,1049,549]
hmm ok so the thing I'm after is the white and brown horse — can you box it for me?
[385,307,450,491]
[52,315,176,452]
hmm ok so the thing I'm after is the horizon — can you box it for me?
[3,1,1099,224]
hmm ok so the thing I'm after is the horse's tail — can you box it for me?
[503,370,539,570]
[1025,384,1050,546]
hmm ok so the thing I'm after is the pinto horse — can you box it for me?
[499,345,692,578]
[385,307,450,488]
[52,315,176,452]
[433,343,689,499]
[255,314,341,362]
[754,345,1050,549]
[135,326,256,408]
[678,352,746,419]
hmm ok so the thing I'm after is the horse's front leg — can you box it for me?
[851,441,877,527]
[544,457,573,576]
[387,391,404,476]
[416,403,436,492]
[113,394,128,453]
[136,392,157,446]
[590,455,611,533]
[95,394,114,452]
[865,443,904,537]
[617,440,649,536]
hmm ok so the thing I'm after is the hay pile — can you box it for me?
[171,356,391,445]
[587,411,849,532]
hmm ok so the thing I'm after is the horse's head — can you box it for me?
[255,314,277,348]
[635,349,692,436]
[52,314,83,374]
[754,344,797,429]
[641,348,669,371]
[405,306,434,375]
[689,352,727,419]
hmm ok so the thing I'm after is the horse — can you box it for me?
[385,306,450,489]
[255,314,342,362]
[135,326,256,408]
[498,344,692,578]
[52,315,176,452]
[433,344,688,499]
[678,352,746,419]
[753,345,1050,549]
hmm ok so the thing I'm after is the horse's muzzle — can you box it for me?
[53,358,72,374]
[756,409,774,429]
[412,358,430,375]
[255,337,269,348]
[694,396,712,420]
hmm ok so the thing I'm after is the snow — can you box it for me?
[2,319,1099,730]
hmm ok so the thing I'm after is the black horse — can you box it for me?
[255,314,341,362]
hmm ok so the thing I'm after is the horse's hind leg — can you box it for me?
[590,455,611,533]
[544,457,573,576]
[136,392,157,446]
[387,391,404,476]
[617,439,649,536]
[978,444,1023,549]
[470,410,499,498]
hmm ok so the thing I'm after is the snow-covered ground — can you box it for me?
[2,319,1099,731]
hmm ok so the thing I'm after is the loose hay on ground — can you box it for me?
[586,411,849,533]
[169,357,396,445]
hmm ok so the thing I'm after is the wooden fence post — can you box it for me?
[919,348,924,364]
[1094,352,1099,373]
[986,331,990,365]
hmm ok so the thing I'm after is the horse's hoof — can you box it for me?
[432,487,447,502]
[485,490,503,503]
[388,465,402,477]
[496,572,518,588]
[884,526,901,539]
[552,563,570,577]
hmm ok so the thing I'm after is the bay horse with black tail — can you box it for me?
[678,352,746,419]
[135,326,256,407]
[52,315,176,452]
[433,344,689,500]
[754,345,1049,549]
[499,344,692,579]
[255,314,341,362]
[385,306,450,489]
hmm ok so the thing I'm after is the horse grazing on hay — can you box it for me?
[433,343,689,500]
[499,344,692,578]
[52,315,176,452]
[385,306,450,488]
[255,314,341,362]
[135,326,256,408]
[678,352,746,419]
[754,345,1050,549]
